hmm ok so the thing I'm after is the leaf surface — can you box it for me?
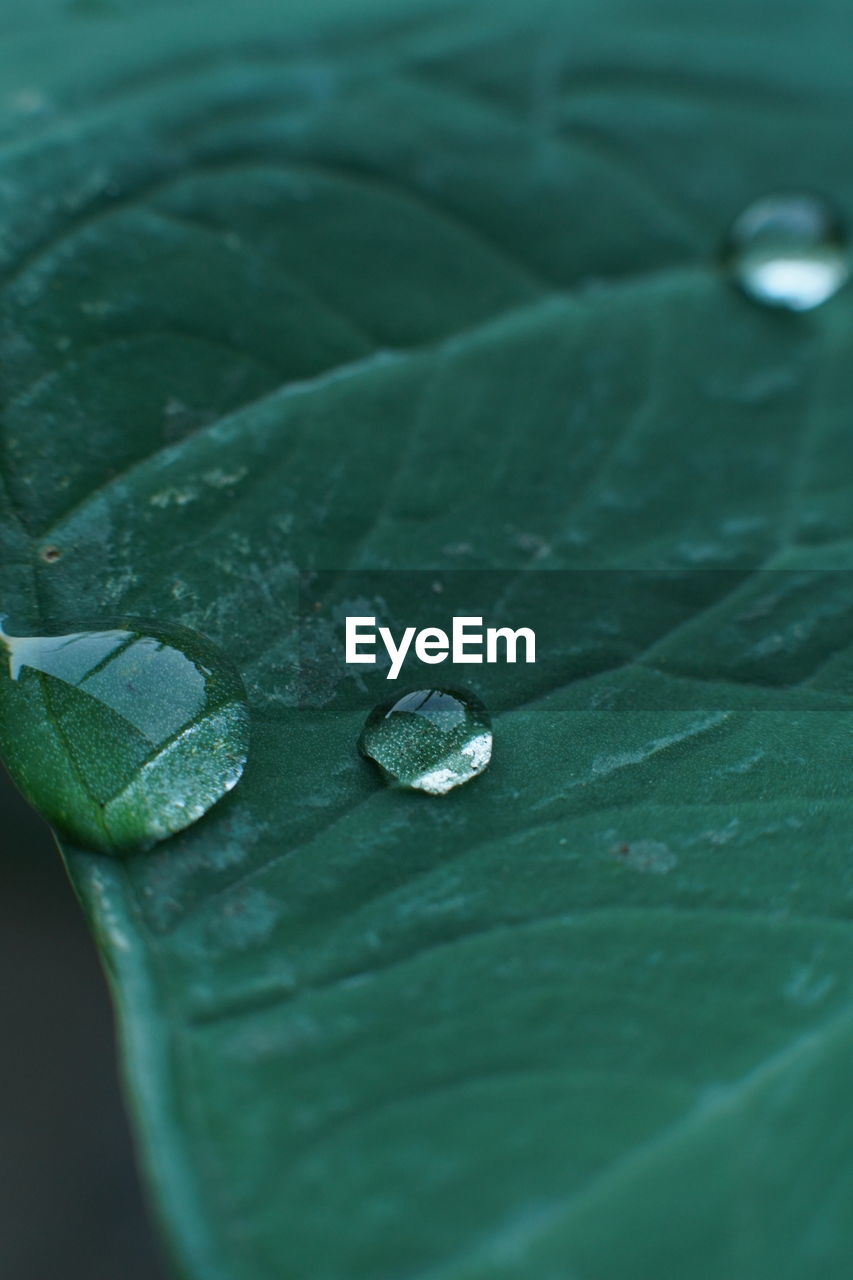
[2,2,853,1277]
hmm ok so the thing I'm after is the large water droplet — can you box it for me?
[0,616,249,854]
[359,688,492,794]
[725,193,849,311]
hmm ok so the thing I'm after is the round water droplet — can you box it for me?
[0,616,249,854]
[359,688,492,795]
[725,192,849,311]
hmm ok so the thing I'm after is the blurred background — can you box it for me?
[0,768,168,1280]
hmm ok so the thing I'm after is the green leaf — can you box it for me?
[2,1,853,1278]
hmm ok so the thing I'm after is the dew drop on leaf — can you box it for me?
[0,616,249,854]
[358,688,492,794]
[725,192,849,310]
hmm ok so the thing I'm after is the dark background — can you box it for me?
[0,768,168,1280]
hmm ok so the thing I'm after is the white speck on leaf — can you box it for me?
[150,484,200,508]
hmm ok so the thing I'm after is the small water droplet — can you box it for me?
[725,193,849,311]
[0,616,249,854]
[359,688,492,794]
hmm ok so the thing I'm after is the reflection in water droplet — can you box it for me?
[359,688,492,794]
[0,616,249,854]
[725,193,849,311]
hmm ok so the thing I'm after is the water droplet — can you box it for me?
[725,193,849,310]
[0,616,249,854]
[359,688,492,794]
